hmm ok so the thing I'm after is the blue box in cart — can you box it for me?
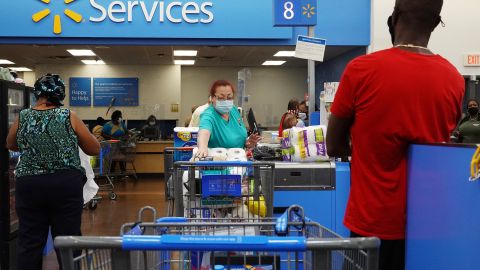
[173,127,198,161]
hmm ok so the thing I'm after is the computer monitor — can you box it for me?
[143,125,160,140]
[247,108,258,134]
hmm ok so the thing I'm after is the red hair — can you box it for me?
[209,80,235,97]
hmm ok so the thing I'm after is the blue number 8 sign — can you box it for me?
[274,0,317,26]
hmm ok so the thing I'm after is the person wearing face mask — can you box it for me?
[298,101,309,123]
[326,0,464,269]
[195,80,262,159]
[142,115,161,140]
[453,99,480,143]
[102,110,127,140]
[102,110,128,173]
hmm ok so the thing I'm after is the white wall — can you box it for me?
[181,67,308,128]
[34,64,181,120]
[371,0,480,75]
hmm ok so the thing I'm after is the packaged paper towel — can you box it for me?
[281,125,329,162]
[174,127,198,161]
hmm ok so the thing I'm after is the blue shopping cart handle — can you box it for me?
[155,217,187,223]
[122,235,306,251]
[194,161,253,167]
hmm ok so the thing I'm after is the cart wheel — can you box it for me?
[88,201,98,210]
[109,192,117,200]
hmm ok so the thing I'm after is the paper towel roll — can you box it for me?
[292,143,329,162]
[289,126,326,148]
[227,148,247,161]
[209,148,228,160]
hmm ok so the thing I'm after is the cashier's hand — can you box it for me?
[245,133,262,149]
[195,147,209,160]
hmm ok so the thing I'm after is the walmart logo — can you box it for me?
[32,0,83,35]
[302,3,315,19]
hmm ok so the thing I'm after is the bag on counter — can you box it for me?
[281,125,329,162]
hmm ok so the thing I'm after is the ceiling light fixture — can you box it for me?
[274,51,296,57]
[82,60,105,65]
[174,50,198,57]
[10,67,32,72]
[174,60,195,65]
[68,49,96,56]
[262,60,286,66]
[0,59,15,65]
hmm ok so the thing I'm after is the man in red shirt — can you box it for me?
[326,0,464,269]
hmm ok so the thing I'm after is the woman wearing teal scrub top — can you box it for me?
[196,80,261,158]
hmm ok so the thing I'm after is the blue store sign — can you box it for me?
[274,0,317,26]
[69,77,91,107]
[93,78,139,106]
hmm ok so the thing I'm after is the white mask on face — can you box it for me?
[298,112,307,120]
[149,121,155,126]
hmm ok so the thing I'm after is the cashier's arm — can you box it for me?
[326,114,352,157]
[6,117,19,151]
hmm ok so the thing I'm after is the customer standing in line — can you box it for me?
[326,0,464,269]
[6,74,100,270]
[453,99,480,143]
[195,80,261,158]
[92,116,106,142]
[102,110,128,173]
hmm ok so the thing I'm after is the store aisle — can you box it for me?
[42,176,167,270]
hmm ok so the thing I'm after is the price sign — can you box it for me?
[274,0,317,26]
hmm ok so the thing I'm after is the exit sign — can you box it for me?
[464,54,480,66]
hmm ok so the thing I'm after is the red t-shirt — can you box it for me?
[331,48,464,240]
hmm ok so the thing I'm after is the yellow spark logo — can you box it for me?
[32,0,83,35]
[302,4,316,18]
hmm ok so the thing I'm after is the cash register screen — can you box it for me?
[144,126,159,140]
[247,108,258,134]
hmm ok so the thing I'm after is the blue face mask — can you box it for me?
[215,100,234,114]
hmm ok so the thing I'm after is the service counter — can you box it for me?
[130,140,173,173]
[406,144,480,270]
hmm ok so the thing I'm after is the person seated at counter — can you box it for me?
[142,115,161,141]
[453,99,480,143]
[92,117,106,142]
[195,80,261,158]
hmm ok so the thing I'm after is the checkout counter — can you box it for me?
[131,140,173,173]
[271,160,351,237]
[406,144,480,270]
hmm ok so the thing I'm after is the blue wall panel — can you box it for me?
[406,144,480,270]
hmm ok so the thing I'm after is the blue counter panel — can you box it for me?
[406,144,480,270]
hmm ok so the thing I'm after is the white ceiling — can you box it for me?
[0,44,359,69]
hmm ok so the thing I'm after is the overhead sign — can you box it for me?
[69,77,91,106]
[274,0,317,26]
[0,0,292,39]
[464,54,480,67]
[295,35,326,62]
[93,78,139,106]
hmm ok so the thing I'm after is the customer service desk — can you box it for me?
[131,140,173,173]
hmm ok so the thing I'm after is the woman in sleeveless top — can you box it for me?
[6,74,100,270]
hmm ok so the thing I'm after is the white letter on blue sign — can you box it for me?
[90,0,107,22]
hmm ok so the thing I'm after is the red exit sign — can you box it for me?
[464,54,480,66]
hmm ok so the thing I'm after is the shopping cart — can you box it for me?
[91,141,119,200]
[55,206,380,270]
[111,130,141,180]
[172,161,275,219]
[163,147,194,215]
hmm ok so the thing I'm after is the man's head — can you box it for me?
[388,0,443,44]
[288,98,300,112]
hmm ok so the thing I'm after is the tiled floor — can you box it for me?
[42,175,167,270]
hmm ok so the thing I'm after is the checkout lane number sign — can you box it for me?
[274,0,317,26]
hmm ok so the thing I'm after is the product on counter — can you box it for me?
[281,125,328,162]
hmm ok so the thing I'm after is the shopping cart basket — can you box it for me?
[91,141,119,200]
[111,131,141,180]
[163,147,194,215]
[55,206,380,270]
[172,161,275,219]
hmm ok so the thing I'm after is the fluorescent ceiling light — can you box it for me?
[262,60,286,66]
[174,60,195,65]
[0,59,14,64]
[10,67,32,72]
[68,49,96,56]
[274,51,295,57]
[174,50,198,57]
[82,60,105,65]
